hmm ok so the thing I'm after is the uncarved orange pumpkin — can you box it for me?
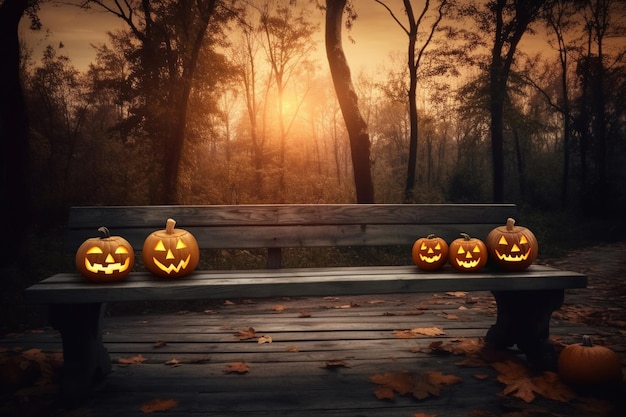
[75,226,135,283]
[558,335,623,385]
[412,234,448,271]
[142,218,199,278]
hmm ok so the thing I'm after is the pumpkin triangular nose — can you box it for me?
[166,249,175,259]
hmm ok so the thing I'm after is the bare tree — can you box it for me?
[325,0,375,203]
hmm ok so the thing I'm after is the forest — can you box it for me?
[1,0,626,272]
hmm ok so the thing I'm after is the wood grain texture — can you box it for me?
[25,265,587,304]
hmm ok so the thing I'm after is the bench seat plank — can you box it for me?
[25,265,587,304]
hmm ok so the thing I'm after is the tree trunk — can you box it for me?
[325,0,375,204]
[0,0,31,259]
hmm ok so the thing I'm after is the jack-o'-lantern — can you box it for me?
[75,227,135,282]
[486,218,538,271]
[558,335,623,386]
[412,234,449,271]
[449,233,487,272]
[142,218,199,278]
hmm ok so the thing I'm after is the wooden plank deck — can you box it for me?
[0,290,619,417]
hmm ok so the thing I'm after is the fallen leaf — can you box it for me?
[258,335,273,344]
[165,358,181,367]
[236,327,256,340]
[153,340,167,348]
[370,370,461,401]
[273,305,286,312]
[286,346,300,352]
[393,327,446,338]
[223,362,250,374]
[299,311,312,318]
[118,354,145,365]
[492,360,576,403]
[140,398,178,413]
[446,291,468,297]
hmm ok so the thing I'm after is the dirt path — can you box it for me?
[539,242,626,351]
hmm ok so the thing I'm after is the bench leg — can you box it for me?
[485,290,564,371]
[49,303,111,404]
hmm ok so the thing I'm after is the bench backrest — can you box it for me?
[67,204,517,268]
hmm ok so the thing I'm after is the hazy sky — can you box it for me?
[20,1,552,74]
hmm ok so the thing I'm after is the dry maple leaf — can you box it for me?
[236,327,257,340]
[258,335,272,344]
[140,398,178,413]
[370,370,461,401]
[118,354,145,365]
[393,327,446,339]
[165,358,181,367]
[492,360,576,403]
[223,362,250,374]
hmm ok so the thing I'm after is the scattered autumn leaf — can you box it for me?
[165,358,181,367]
[492,360,576,403]
[236,327,257,340]
[299,311,312,318]
[153,340,167,348]
[118,354,145,365]
[258,335,273,344]
[370,370,461,401]
[446,291,468,297]
[393,327,446,338]
[223,362,250,374]
[286,346,300,352]
[412,413,437,417]
[273,305,286,312]
[140,398,178,413]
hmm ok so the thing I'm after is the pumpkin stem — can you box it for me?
[506,218,516,231]
[97,226,111,239]
[166,218,176,234]
[427,234,436,239]
[581,335,594,347]
[460,233,471,240]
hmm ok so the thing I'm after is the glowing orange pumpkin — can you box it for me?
[75,227,135,282]
[486,218,538,271]
[142,218,199,278]
[412,234,449,271]
[448,233,487,272]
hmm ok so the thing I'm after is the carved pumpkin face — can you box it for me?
[448,233,487,272]
[76,227,135,282]
[142,218,199,278]
[486,218,538,271]
[412,234,449,271]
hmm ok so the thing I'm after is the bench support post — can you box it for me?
[49,303,111,404]
[486,290,564,371]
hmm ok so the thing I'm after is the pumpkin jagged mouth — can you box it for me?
[455,258,481,268]
[495,248,531,262]
[153,255,191,274]
[419,253,443,263]
[85,258,131,274]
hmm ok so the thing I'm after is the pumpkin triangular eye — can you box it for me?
[519,235,528,244]
[434,243,441,250]
[176,239,187,250]
[457,246,465,254]
[155,240,166,251]
[115,246,129,254]
[421,243,428,250]
[86,246,104,254]
[498,236,508,245]
[473,245,481,253]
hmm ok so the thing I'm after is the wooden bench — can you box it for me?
[24,204,587,404]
